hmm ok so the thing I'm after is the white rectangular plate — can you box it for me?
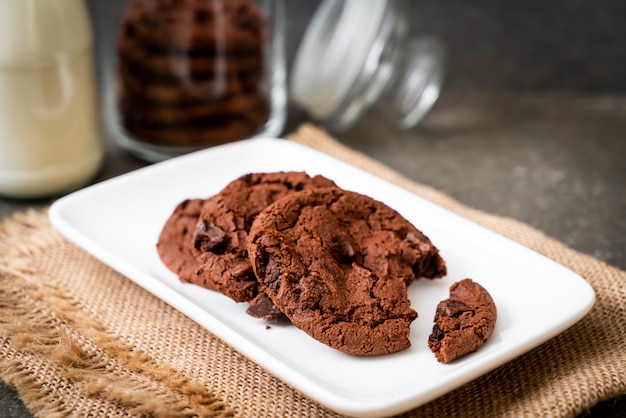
[49,138,595,417]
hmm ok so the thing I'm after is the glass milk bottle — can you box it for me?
[0,0,103,199]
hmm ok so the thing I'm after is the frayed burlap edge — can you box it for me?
[0,208,334,418]
[0,124,624,418]
[0,212,238,418]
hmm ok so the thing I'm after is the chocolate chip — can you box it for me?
[195,9,212,23]
[193,219,225,252]
[430,323,444,342]
[331,233,355,263]
[443,300,474,318]
[264,257,282,293]
[246,292,283,322]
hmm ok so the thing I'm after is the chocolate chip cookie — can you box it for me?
[428,278,497,363]
[192,172,337,303]
[247,187,447,356]
[157,198,215,288]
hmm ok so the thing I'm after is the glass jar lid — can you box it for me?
[290,0,445,132]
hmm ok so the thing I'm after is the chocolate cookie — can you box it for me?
[117,29,264,80]
[121,118,267,147]
[120,0,267,53]
[428,278,497,363]
[192,172,337,303]
[117,56,262,104]
[118,93,268,126]
[157,198,214,288]
[247,187,447,356]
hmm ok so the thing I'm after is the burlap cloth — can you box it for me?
[1,124,624,418]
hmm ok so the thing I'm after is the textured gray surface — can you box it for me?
[0,382,33,418]
[1,0,625,416]
[326,91,626,271]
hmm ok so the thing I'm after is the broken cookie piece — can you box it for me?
[248,186,446,356]
[428,278,497,363]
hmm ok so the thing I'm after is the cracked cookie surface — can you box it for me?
[248,187,447,356]
[192,172,336,303]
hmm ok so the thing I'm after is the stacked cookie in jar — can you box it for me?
[99,0,285,161]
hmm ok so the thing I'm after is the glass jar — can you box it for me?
[290,0,445,133]
[0,0,102,198]
[95,0,286,162]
